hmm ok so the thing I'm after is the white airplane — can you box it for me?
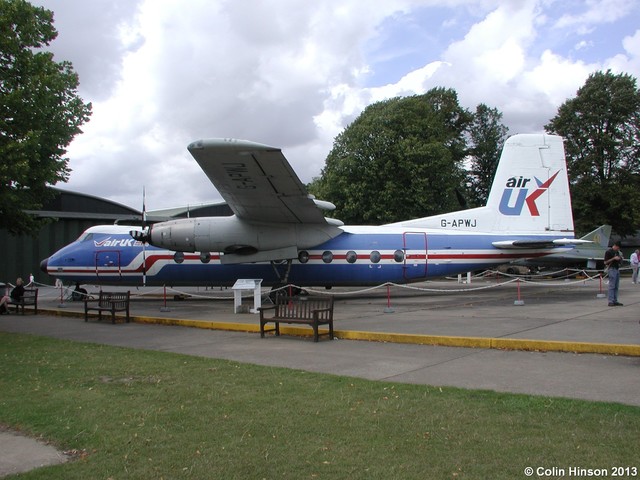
[43,134,588,287]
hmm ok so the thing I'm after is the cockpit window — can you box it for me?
[78,233,94,242]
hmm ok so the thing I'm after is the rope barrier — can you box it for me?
[25,266,614,304]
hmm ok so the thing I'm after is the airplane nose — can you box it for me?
[40,257,48,274]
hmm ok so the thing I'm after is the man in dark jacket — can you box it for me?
[604,242,623,306]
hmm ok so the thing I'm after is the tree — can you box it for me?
[0,0,92,235]
[309,89,473,225]
[466,104,509,207]
[545,70,640,237]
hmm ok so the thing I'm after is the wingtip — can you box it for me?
[187,138,279,152]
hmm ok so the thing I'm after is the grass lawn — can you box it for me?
[1,332,638,479]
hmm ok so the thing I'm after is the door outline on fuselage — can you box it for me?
[403,232,427,280]
[95,250,122,280]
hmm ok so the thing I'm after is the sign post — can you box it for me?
[232,279,263,313]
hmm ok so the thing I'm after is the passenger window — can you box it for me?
[298,251,309,264]
[370,251,381,263]
[394,250,404,262]
[200,252,211,263]
[322,251,333,263]
[346,251,357,264]
[174,252,185,264]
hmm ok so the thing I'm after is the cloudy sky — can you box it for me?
[31,0,640,211]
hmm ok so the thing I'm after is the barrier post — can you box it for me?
[57,281,66,308]
[514,278,525,305]
[160,285,171,312]
[384,284,395,313]
[596,273,606,298]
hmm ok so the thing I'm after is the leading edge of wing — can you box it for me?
[492,239,593,249]
[187,138,337,225]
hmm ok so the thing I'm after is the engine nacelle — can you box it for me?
[147,216,342,260]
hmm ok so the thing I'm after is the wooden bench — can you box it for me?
[84,291,131,324]
[259,295,334,342]
[11,288,38,315]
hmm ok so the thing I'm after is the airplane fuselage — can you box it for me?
[42,134,580,289]
[43,225,566,287]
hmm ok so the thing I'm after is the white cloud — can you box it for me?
[574,40,593,51]
[605,30,640,75]
[526,50,590,100]
[623,30,640,58]
[28,0,640,210]
[553,0,637,33]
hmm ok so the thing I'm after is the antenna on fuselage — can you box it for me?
[141,186,147,287]
[129,187,152,287]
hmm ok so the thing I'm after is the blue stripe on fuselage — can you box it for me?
[45,229,566,287]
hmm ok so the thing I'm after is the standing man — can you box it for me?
[631,249,640,284]
[604,241,623,306]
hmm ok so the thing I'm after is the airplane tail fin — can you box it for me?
[580,225,611,246]
[391,134,575,236]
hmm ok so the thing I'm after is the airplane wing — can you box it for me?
[492,239,593,249]
[187,138,333,224]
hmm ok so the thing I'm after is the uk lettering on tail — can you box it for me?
[42,134,589,288]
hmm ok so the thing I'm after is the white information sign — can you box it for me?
[231,279,263,314]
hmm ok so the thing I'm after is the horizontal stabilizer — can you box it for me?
[492,239,592,249]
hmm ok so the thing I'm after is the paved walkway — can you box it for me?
[2,275,639,477]
[3,275,640,404]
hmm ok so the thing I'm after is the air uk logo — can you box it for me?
[498,171,560,216]
[94,237,141,247]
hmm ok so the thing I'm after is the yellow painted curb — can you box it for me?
[38,308,640,357]
[134,315,261,333]
[490,337,640,357]
[334,330,493,349]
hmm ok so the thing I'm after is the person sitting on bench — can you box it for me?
[0,289,10,314]
[10,278,25,305]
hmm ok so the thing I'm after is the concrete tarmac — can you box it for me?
[1,274,639,405]
[1,274,639,477]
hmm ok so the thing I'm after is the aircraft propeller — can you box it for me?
[130,228,151,243]
[138,187,148,286]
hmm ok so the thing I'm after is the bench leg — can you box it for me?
[260,319,284,338]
